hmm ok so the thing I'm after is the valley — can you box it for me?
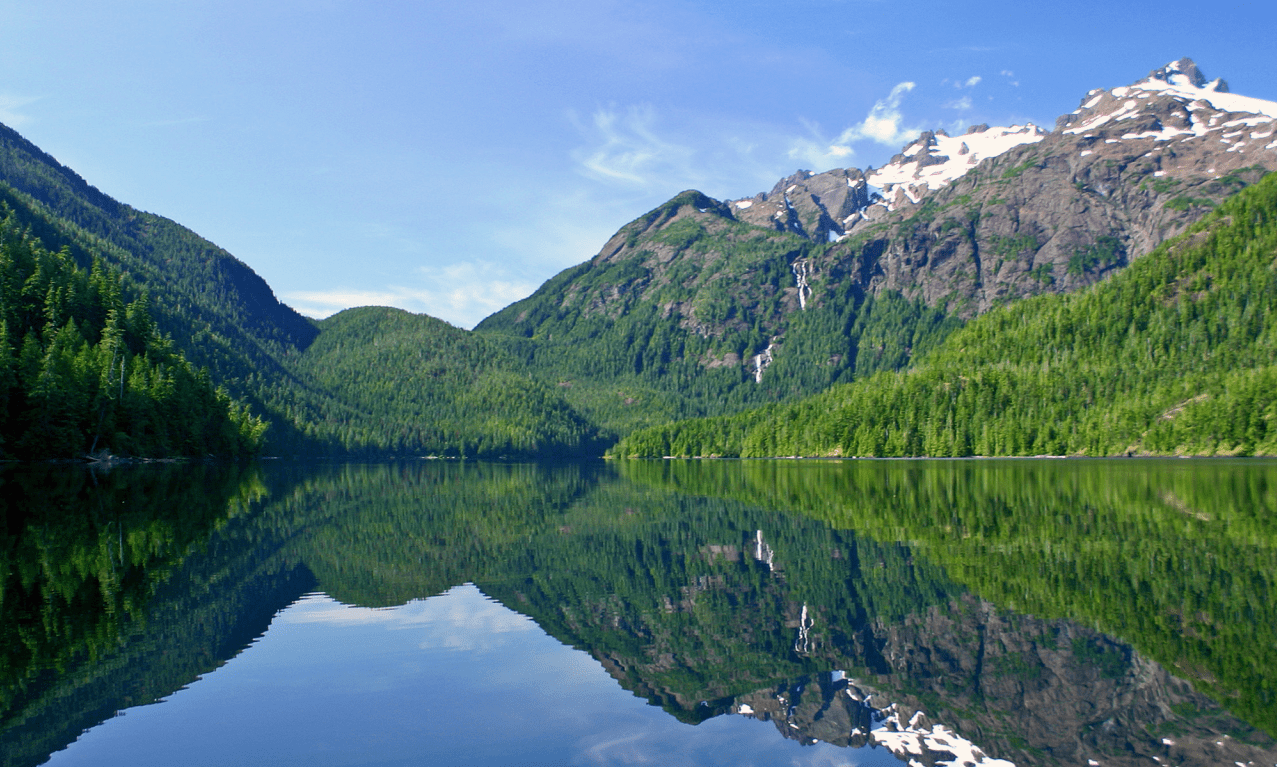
[0,58,1273,459]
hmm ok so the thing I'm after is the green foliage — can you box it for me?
[614,173,1277,459]
[1165,195,1215,212]
[1027,262,1055,284]
[1066,235,1123,276]
[1000,159,1038,179]
[291,306,604,458]
[0,212,265,458]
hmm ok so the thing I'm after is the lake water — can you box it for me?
[2,459,1274,767]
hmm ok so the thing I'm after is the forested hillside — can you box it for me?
[478,61,1277,443]
[292,307,604,458]
[477,191,963,435]
[0,210,265,458]
[0,125,603,458]
[613,172,1277,458]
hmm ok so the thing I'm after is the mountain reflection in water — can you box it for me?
[1,459,1274,767]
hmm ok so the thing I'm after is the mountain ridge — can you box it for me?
[477,58,1276,440]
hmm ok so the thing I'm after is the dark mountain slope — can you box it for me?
[613,170,1277,458]
[0,142,342,451]
[0,123,315,350]
[0,126,599,457]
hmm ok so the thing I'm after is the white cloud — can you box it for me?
[787,81,921,169]
[964,75,982,88]
[945,96,973,110]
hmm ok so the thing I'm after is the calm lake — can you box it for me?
[2,459,1274,767]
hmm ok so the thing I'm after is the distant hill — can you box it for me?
[294,306,604,457]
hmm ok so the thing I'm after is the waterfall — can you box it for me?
[792,260,812,310]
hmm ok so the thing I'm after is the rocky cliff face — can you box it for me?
[795,57,1277,317]
[488,59,1276,334]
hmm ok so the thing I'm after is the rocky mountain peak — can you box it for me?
[862,123,1045,212]
[1145,57,1228,93]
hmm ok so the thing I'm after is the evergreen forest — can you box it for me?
[0,210,266,458]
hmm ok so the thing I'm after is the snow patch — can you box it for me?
[734,200,753,209]
[872,708,1016,767]
[866,125,1044,200]
[1132,69,1277,120]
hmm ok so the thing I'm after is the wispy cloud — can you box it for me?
[570,104,698,189]
[0,93,40,127]
[943,75,981,89]
[281,259,536,329]
[945,96,974,110]
[417,261,537,325]
[787,81,921,169]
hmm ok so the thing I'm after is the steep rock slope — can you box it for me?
[811,57,1277,315]
[613,170,1277,458]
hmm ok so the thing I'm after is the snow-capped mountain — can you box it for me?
[729,58,1277,248]
[1061,58,1277,142]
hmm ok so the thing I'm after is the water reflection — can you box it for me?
[1,459,1274,767]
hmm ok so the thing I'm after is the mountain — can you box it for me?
[0,127,596,458]
[0,126,338,451]
[479,59,1277,439]
[0,212,266,458]
[612,170,1277,458]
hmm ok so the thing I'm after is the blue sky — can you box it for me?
[2,1,1275,328]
